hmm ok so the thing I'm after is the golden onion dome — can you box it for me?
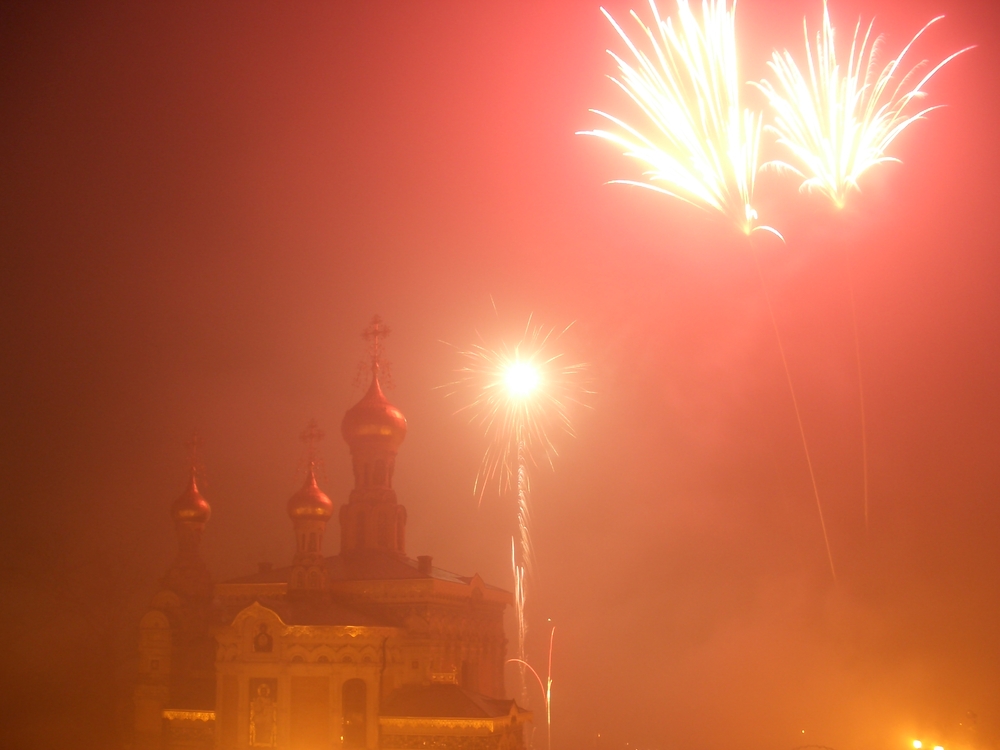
[172,474,211,524]
[341,366,407,448]
[287,465,334,520]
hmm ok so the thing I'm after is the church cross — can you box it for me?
[300,419,325,466]
[361,315,391,370]
[184,433,202,480]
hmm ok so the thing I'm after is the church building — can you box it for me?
[133,341,529,750]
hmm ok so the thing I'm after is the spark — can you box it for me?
[445,318,587,704]
[506,361,541,398]
[754,0,972,208]
[512,540,527,706]
[507,624,555,750]
[754,1,971,539]
[580,0,783,239]
[447,319,589,518]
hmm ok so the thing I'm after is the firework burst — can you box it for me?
[580,0,782,238]
[449,320,588,519]
[754,0,972,208]
[445,318,587,702]
[754,2,971,536]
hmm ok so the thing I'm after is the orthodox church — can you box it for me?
[133,339,529,750]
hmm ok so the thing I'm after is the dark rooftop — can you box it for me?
[222,551,505,592]
[380,684,522,719]
[212,592,399,628]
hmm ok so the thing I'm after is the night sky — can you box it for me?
[1,1,998,749]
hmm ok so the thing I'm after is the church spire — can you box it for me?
[164,436,212,599]
[287,420,333,591]
[339,316,408,555]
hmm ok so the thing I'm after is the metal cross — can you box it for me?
[184,433,202,479]
[300,419,325,460]
[361,315,391,367]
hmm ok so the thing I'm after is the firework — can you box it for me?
[755,2,971,534]
[511,540,528,708]
[507,624,554,750]
[446,318,587,706]
[580,0,782,238]
[581,1,845,579]
[450,320,587,518]
[754,0,972,208]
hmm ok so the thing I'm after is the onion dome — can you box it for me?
[172,473,211,524]
[287,465,334,520]
[341,365,407,448]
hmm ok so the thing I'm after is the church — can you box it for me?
[132,338,530,750]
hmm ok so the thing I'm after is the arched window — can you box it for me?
[308,533,317,552]
[307,570,321,589]
[373,459,386,486]
[342,679,367,748]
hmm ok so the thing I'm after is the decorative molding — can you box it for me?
[232,601,286,628]
[282,625,398,639]
[380,717,511,732]
[380,729,525,750]
[162,710,216,722]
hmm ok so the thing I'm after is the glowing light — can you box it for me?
[580,0,782,238]
[447,320,588,508]
[913,741,922,749]
[505,361,540,398]
[933,746,944,750]
[754,0,972,208]
[446,318,588,708]
[506,625,555,750]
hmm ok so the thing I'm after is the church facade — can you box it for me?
[133,359,529,750]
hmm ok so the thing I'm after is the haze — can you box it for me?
[1,2,997,749]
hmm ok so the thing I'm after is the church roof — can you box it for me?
[326,551,503,588]
[213,594,400,629]
[172,472,210,524]
[222,551,506,592]
[380,684,522,719]
[341,363,407,448]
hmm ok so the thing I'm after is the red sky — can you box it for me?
[1,1,998,749]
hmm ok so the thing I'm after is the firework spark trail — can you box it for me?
[752,244,836,582]
[843,250,870,534]
[755,1,972,533]
[579,0,784,239]
[512,540,527,706]
[581,0,840,579]
[517,435,531,570]
[507,626,554,750]
[445,318,587,711]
